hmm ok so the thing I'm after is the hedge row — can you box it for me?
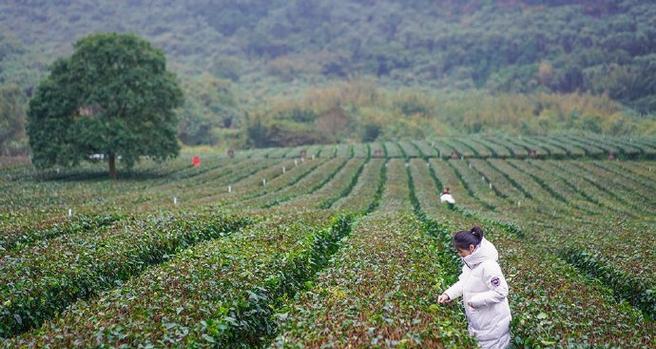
[408,159,655,347]
[0,211,250,337]
[8,212,353,348]
[0,213,122,252]
[272,214,476,348]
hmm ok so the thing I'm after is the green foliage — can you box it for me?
[0,33,23,64]
[318,158,369,209]
[408,158,655,346]
[361,122,382,142]
[208,56,243,82]
[584,54,656,114]
[333,159,387,213]
[248,82,656,147]
[26,33,183,176]
[273,214,476,348]
[0,211,249,338]
[2,1,656,149]
[366,159,388,214]
[0,85,27,155]
[1,139,655,346]
[0,213,122,252]
[7,212,351,348]
[245,116,327,148]
[178,74,240,146]
[560,248,655,319]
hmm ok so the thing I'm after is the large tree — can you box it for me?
[27,33,183,178]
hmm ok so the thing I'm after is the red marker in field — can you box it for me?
[192,155,201,167]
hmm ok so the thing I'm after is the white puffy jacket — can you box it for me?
[444,238,511,349]
[440,193,455,204]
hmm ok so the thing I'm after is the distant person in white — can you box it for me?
[438,227,512,349]
[440,187,455,209]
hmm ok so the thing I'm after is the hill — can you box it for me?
[1,0,656,153]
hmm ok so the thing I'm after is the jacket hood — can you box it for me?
[462,237,498,268]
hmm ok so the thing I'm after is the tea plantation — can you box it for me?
[1,134,655,348]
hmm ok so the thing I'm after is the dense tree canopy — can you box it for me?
[27,33,183,178]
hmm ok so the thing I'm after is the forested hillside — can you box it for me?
[1,0,656,153]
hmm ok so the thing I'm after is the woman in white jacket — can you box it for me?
[438,226,511,349]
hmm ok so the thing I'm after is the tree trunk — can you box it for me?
[108,153,117,179]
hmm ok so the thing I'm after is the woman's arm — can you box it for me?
[468,261,508,308]
[443,279,464,300]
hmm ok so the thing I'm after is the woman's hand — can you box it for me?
[437,293,451,304]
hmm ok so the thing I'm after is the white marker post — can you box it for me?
[282,166,286,174]
[173,197,178,205]
[68,208,72,217]
[262,178,266,186]
[294,159,298,167]
[489,183,492,189]
[482,176,486,182]
[228,185,232,193]
[517,201,521,207]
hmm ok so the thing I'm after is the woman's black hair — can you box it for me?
[453,226,484,250]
